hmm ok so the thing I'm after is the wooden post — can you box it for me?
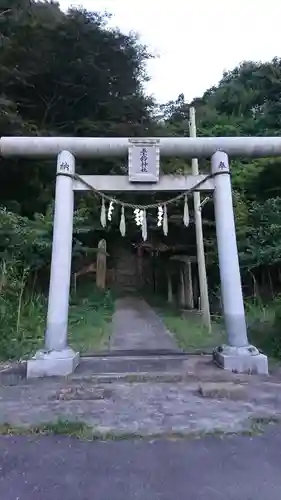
[137,245,143,287]
[193,271,199,309]
[167,270,173,304]
[184,260,194,309]
[189,108,211,330]
[96,239,107,290]
[179,266,185,308]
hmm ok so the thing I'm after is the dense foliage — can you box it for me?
[1,0,281,357]
[160,62,281,296]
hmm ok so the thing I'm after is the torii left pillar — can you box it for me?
[27,151,80,378]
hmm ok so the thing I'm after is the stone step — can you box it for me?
[72,355,190,377]
[86,349,188,357]
[69,371,190,384]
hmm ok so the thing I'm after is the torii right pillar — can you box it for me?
[211,151,268,374]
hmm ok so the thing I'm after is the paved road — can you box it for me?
[1,428,281,499]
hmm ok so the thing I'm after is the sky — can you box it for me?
[58,0,281,103]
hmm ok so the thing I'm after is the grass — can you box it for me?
[68,284,114,354]
[0,419,146,441]
[0,273,114,360]
[0,420,94,440]
[146,294,226,352]
[0,416,280,441]
[162,310,226,352]
[0,292,46,360]
[245,298,276,325]
[245,297,281,365]
[147,293,281,360]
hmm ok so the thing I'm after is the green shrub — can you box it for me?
[248,297,281,359]
[0,260,45,359]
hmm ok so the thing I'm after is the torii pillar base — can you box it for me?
[213,345,268,375]
[27,348,80,379]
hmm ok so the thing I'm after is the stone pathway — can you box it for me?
[109,297,180,352]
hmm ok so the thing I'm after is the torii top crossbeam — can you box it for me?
[1,136,281,158]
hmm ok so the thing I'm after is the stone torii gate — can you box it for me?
[1,135,277,378]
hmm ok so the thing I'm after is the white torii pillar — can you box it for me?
[211,151,268,374]
[27,151,79,378]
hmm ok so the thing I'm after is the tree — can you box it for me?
[0,1,156,214]
[158,59,281,294]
